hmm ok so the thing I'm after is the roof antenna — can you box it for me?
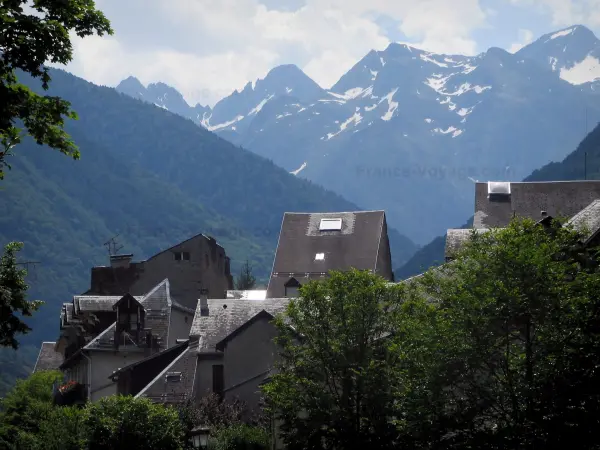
[104,234,123,257]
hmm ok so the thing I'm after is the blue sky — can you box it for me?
[63,0,600,106]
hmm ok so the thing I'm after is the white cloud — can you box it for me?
[508,28,535,53]
[61,0,490,106]
[509,0,600,27]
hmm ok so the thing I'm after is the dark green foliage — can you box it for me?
[36,405,88,450]
[85,395,185,450]
[178,394,246,444]
[235,260,256,290]
[0,370,62,449]
[263,269,404,450]
[208,424,269,450]
[0,242,43,349]
[405,219,600,449]
[0,0,112,178]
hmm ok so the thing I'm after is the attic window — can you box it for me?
[166,372,182,382]
[315,253,325,261]
[319,218,342,231]
[174,251,190,261]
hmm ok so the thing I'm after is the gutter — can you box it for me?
[82,352,92,401]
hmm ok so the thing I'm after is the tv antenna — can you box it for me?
[104,234,124,257]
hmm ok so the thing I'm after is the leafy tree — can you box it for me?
[36,405,88,450]
[0,0,112,179]
[410,219,600,449]
[235,260,256,290]
[0,242,42,349]
[179,393,247,443]
[263,269,404,450]
[0,370,62,449]
[208,424,269,450]
[85,395,186,450]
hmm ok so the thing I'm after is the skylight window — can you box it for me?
[319,218,342,231]
[487,181,511,196]
[315,253,325,260]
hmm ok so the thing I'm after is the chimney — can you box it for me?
[110,254,133,269]
[200,288,209,316]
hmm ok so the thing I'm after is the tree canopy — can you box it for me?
[263,269,405,450]
[265,218,600,450]
[0,242,42,349]
[0,0,112,179]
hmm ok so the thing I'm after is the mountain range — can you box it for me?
[117,24,600,244]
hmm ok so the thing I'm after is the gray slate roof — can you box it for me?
[136,341,198,404]
[74,295,144,314]
[267,211,388,298]
[474,181,600,229]
[445,228,490,259]
[566,200,600,244]
[33,342,64,372]
[85,279,172,351]
[190,298,290,351]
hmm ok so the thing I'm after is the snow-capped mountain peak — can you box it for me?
[517,25,600,87]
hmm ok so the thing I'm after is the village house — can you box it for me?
[266,211,394,297]
[445,180,600,261]
[33,233,234,390]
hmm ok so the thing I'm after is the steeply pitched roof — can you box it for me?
[445,228,490,259]
[267,211,389,297]
[135,341,199,404]
[84,279,173,351]
[109,340,190,380]
[566,199,600,244]
[33,342,63,372]
[189,298,290,351]
[73,295,144,314]
[474,181,600,229]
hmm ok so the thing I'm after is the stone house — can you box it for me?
[266,211,394,298]
[445,180,600,260]
[33,233,234,375]
[58,279,194,401]
[85,233,234,309]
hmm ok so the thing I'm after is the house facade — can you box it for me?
[266,211,394,298]
[85,233,234,309]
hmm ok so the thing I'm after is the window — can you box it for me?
[319,218,342,231]
[315,253,325,261]
[487,181,511,201]
[285,286,299,297]
[212,365,224,398]
[174,252,191,261]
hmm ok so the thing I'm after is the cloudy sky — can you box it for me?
[62,0,600,107]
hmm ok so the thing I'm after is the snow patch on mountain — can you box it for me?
[420,53,448,68]
[325,112,363,140]
[381,89,399,121]
[290,162,307,175]
[207,115,244,131]
[560,55,600,84]
[249,95,274,115]
[548,27,575,41]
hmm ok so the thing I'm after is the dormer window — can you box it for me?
[487,181,511,202]
[284,277,301,297]
[174,251,190,261]
[319,218,342,231]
